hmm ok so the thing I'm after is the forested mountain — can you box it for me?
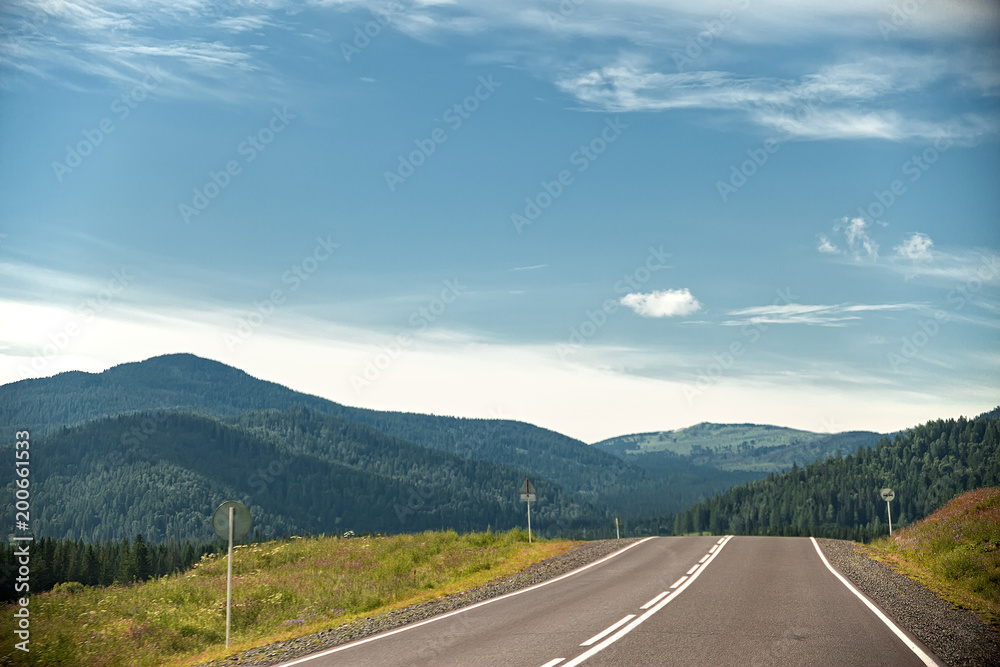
[673,410,1000,541]
[0,409,602,543]
[1,354,635,502]
[0,354,799,520]
[594,423,881,473]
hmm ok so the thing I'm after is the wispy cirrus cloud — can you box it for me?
[555,53,996,142]
[0,0,282,101]
[721,302,922,327]
[888,248,1000,285]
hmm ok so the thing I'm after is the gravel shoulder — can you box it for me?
[816,538,1000,667]
[197,537,645,667]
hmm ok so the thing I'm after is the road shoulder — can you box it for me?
[196,538,644,667]
[816,538,1000,667]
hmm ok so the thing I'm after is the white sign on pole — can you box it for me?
[880,488,895,535]
[213,501,252,648]
[520,478,535,543]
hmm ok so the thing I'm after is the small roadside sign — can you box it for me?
[520,478,536,502]
[213,500,252,541]
[520,478,535,543]
[880,488,895,535]
[212,500,252,648]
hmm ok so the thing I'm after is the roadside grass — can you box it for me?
[0,529,577,667]
[865,487,1000,628]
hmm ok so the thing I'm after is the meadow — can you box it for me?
[1,529,574,667]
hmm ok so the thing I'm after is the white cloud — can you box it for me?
[817,234,839,254]
[620,289,701,317]
[895,232,934,261]
[833,217,879,261]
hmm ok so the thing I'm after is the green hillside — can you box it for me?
[0,354,641,509]
[674,409,1000,540]
[0,409,600,543]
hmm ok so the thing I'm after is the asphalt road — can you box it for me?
[277,536,941,667]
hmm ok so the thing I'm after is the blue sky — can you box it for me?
[1,0,998,442]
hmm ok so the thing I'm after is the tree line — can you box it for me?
[1,533,225,602]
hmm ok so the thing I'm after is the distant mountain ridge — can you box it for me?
[593,422,882,474]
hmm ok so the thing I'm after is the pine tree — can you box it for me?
[133,534,151,582]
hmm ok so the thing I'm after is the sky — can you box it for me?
[1,0,998,443]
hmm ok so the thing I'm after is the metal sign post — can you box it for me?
[520,478,536,543]
[880,488,895,535]
[212,501,252,649]
[226,506,234,647]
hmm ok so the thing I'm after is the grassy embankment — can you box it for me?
[866,487,1000,628]
[0,529,577,667]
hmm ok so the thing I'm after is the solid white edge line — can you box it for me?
[686,564,699,575]
[639,591,669,610]
[273,536,659,667]
[580,614,636,646]
[540,659,565,667]
[669,575,688,589]
[562,535,735,667]
[808,537,940,667]
[698,554,710,563]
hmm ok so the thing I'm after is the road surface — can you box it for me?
[277,536,940,667]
